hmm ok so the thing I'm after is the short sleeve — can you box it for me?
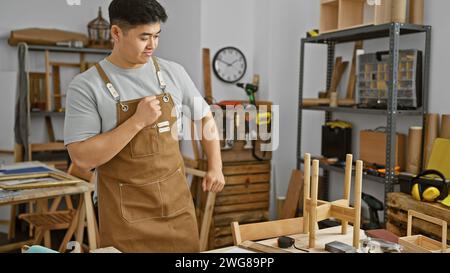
[178,65,210,121]
[64,79,101,146]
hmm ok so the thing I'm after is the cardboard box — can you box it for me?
[360,130,406,170]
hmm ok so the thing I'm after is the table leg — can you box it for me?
[75,194,86,249]
[84,192,97,250]
[36,199,51,248]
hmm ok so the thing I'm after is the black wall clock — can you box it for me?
[212,46,247,83]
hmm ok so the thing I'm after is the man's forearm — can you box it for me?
[200,113,223,171]
[67,116,144,171]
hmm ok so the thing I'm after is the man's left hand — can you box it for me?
[202,169,225,193]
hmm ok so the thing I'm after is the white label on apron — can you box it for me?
[159,126,170,133]
[157,121,170,128]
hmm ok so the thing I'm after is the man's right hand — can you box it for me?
[132,96,162,129]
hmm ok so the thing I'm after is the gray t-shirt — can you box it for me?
[64,57,210,146]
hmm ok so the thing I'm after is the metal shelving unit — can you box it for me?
[297,23,431,221]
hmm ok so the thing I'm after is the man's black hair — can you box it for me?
[109,0,168,32]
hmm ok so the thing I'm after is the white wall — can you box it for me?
[201,0,257,102]
[158,0,202,87]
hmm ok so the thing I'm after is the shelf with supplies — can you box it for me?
[297,22,431,221]
[305,23,430,44]
[302,105,424,116]
[15,43,110,168]
[299,157,393,184]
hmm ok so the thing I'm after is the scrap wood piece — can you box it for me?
[202,48,213,104]
[327,57,349,97]
[346,41,363,99]
[280,170,303,219]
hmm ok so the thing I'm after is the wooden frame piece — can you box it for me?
[399,210,449,253]
[0,172,81,191]
[231,217,304,245]
[303,153,362,249]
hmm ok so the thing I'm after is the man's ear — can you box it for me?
[110,25,122,43]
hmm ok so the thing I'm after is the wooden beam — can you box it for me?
[44,50,52,112]
[280,170,303,219]
[202,48,213,104]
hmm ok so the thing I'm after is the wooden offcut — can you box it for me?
[346,41,363,100]
[280,170,303,219]
[202,48,213,104]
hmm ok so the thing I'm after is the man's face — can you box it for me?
[114,23,161,65]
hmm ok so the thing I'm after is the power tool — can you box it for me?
[361,192,384,230]
[236,83,258,105]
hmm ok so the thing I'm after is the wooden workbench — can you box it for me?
[205,225,366,253]
[0,181,97,253]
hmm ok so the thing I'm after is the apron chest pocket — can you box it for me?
[130,126,159,158]
[119,168,191,223]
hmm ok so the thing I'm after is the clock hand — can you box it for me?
[217,58,232,66]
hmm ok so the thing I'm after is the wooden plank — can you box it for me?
[49,62,81,68]
[214,210,269,227]
[52,65,62,111]
[214,201,269,214]
[346,42,363,99]
[200,192,216,252]
[224,173,270,186]
[202,48,213,104]
[223,162,270,176]
[215,192,269,206]
[237,217,304,243]
[44,50,52,112]
[30,142,65,152]
[45,116,55,142]
[280,170,303,219]
[219,182,270,196]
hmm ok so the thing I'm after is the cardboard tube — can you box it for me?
[440,115,450,139]
[423,114,439,168]
[409,0,424,25]
[406,127,423,175]
[391,0,407,23]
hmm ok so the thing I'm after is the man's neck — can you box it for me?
[107,50,144,69]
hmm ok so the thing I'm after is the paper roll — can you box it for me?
[409,0,424,25]
[406,127,423,175]
[423,114,439,168]
[440,115,450,139]
[391,0,407,23]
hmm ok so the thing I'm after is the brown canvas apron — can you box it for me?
[94,57,200,253]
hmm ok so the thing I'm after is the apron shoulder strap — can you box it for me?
[95,63,120,102]
[151,56,167,93]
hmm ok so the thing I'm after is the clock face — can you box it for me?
[213,47,247,83]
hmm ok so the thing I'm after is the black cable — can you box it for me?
[293,243,310,253]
